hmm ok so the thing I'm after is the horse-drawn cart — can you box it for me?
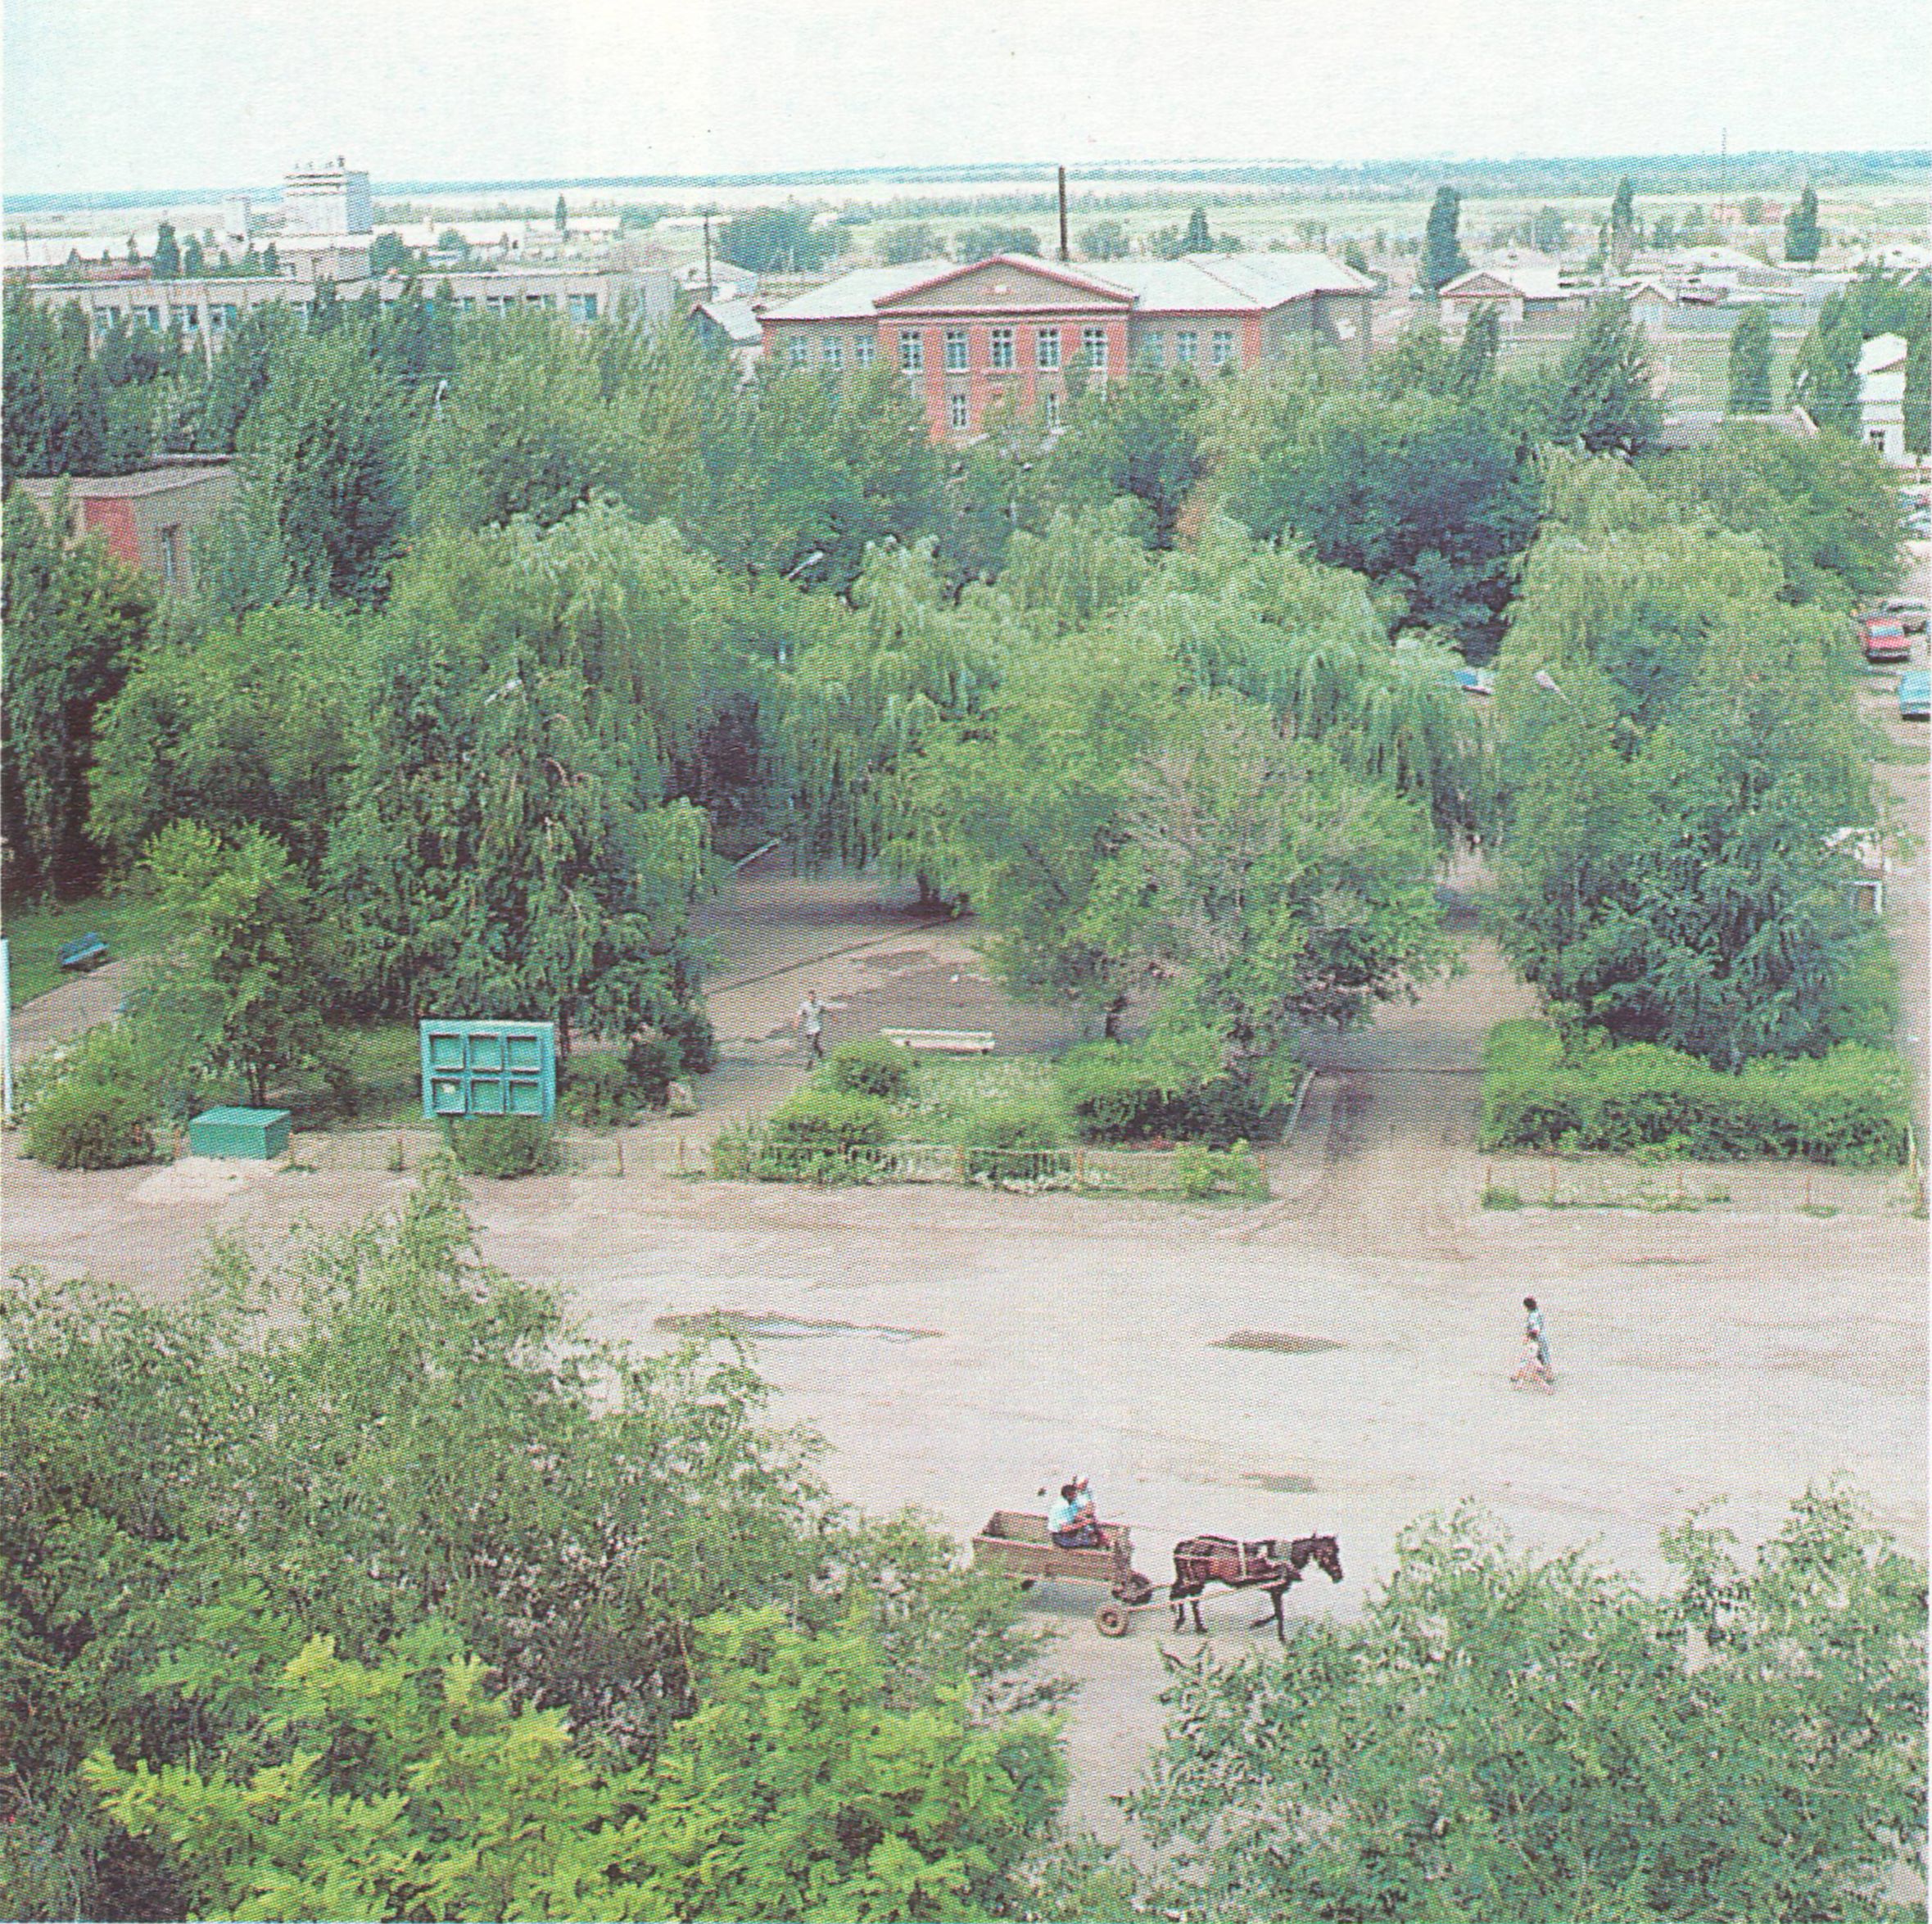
[971,1510,1161,1636]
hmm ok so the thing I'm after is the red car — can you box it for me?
[1858,614,1912,663]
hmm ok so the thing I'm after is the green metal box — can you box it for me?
[419,1021,556,1120]
[188,1106,292,1160]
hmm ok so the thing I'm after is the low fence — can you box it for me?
[706,1134,1268,1199]
[287,1127,627,1178]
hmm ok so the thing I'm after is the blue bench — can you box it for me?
[57,932,110,971]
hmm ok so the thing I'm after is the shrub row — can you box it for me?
[1056,1031,1297,1147]
[1479,1021,1911,1166]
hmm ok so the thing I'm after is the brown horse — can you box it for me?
[1169,1532,1343,1640]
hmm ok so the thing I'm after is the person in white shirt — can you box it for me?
[798,991,826,1062]
[1048,1478,1102,1548]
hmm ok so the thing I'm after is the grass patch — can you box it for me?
[1216,1331,1344,1355]
[1246,1473,1319,1493]
[898,1053,1061,1142]
[2,894,160,1004]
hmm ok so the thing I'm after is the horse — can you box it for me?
[1169,1532,1344,1640]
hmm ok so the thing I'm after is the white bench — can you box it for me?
[880,1028,997,1055]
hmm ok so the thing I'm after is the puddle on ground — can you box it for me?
[1216,1331,1344,1355]
[655,1310,940,1342]
[1246,1473,1319,1493]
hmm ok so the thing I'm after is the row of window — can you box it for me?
[947,387,1062,433]
[904,323,1105,375]
[1142,328,1237,368]
[780,322,1242,378]
[84,289,600,333]
[786,333,878,369]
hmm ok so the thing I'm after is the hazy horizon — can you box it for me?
[7,0,1929,200]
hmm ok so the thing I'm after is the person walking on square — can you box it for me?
[798,990,826,1063]
[1523,1296,1550,1374]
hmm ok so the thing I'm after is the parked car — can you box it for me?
[1899,669,1930,721]
[1858,613,1912,663]
[1880,597,1929,634]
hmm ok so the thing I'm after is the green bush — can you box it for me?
[1480,1021,1909,1166]
[820,1035,914,1100]
[626,1034,683,1107]
[447,1114,560,1178]
[1170,1140,1269,1201]
[766,1086,896,1152]
[20,1081,160,1170]
[561,1052,637,1128]
[961,1098,1069,1182]
[658,1003,717,1075]
[1056,1030,1295,1147]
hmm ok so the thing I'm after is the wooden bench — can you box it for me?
[880,1027,997,1055]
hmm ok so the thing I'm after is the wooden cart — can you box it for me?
[971,1510,1161,1636]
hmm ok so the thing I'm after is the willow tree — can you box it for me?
[776,541,1008,873]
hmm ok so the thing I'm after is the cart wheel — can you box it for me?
[1120,1573,1158,1606]
[1094,1601,1132,1637]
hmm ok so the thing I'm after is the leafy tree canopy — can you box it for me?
[1132,1490,1925,1924]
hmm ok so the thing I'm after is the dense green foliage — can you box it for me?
[1,1172,1052,1920]
[1547,297,1661,455]
[1785,182,1822,262]
[719,207,840,275]
[1055,1028,1297,1147]
[765,1084,898,1151]
[1726,303,1773,414]
[1418,186,1469,293]
[821,1034,916,1100]
[1479,1019,1909,1164]
[1,488,158,899]
[1132,1492,1926,1923]
[18,1078,159,1170]
[1490,454,1884,1069]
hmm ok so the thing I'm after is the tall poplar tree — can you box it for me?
[1727,304,1773,414]
[1419,188,1469,293]
[1785,184,1821,263]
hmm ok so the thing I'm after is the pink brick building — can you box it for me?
[760,251,1373,442]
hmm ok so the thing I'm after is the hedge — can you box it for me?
[1479,1021,1910,1166]
[20,1081,160,1170]
[448,1115,560,1179]
[819,1037,914,1101]
[1056,1032,1296,1147]
[765,1086,896,1151]
[961,1098,1069,1181]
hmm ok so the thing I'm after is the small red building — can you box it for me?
[16,459,237,593]
[760,251,1373,442]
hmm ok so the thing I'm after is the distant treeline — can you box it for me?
[11,149,1925,216]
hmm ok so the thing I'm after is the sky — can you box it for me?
[5,0,1929,197]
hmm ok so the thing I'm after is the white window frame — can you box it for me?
[989,325,1015,370]
[898,329,923,373]
[944,326,968,372]
[1082,325,1108,370]
[1036,327,1061,369]
[1043,388,1061,430]
[1141,333,1164,367]
[854,335,876,367]
[568,292,598,323]
[948,392,969,431]
[1174,328,1198,364]
[787,336,809,367]
[1211,328,1235,366]
[822,337,844,369]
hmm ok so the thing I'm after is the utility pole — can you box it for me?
[1057,165,1070,264]
[702,210,713,301]
[1717,129,1727,231]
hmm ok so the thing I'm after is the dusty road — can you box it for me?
[3,848,1924,1845]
